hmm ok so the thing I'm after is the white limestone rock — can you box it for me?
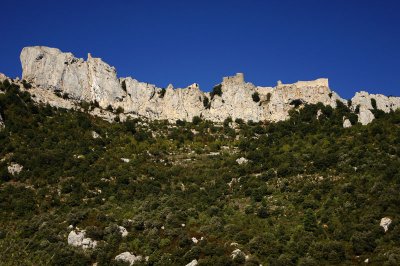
[119,226,128,237]
[351,91,400,125]
[186,259,198,266]
[92,131,100,139]
[352,91,400,113]
[16,46,400,124]
[121,158,130,163]
[380,217,392,232]
[8,163,23,175]
[358,108,375,125]
[21,46,124,108]
[115,252,143,265]
[67,230,97,249]
[343,118,352,128]
[236,157,248,165]
[231,249,246,259]
[67,230,85,247]
[0,73,8,82]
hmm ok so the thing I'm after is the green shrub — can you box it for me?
[252,92,260,102]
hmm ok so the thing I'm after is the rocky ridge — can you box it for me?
[2,46,400,125]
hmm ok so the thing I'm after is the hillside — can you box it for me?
[0,78,400,265]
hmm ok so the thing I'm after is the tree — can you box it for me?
[304,209,318,232]
[192,116,202,125]
[257,207,268,218]
[371,98,377,109]
[115,106,124,114]
[159,88,166,98]
[210,84,222,99]
[252,92,260,102]
[203,96,210,108]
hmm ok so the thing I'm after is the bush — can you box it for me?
[203,96,210,108]
[371,98,377,109]
[210,84,222,99]
[159,88,166,98]
[22,80,32,89]
[192,116,202,125]
[115,106,124,114]
[257,207,268,218]
[106,105,113,112]
[121,80,127,92]
[252,92,260,102]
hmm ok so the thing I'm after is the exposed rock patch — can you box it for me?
[236,157,249,165]
[14,46,400,124]
[185,259,198,266]
[67,230,97,249]
[114,252,143,265]
[380,217,392,232]
[7,163,23,175]
[343,118,352,128]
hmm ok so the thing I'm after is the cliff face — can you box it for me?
[18,46,400,124]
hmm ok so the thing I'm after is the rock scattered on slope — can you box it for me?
[185,259,198,266]
[7,163,23,175]
[92,131,100,139]
[380,217,392,232]
[67,230,97,249]
[231,248,246,259]
[115,252,143,265]
[358,108,375,125]
[119,226,128,237]
[236,157,248,165]
[343,118,352,128]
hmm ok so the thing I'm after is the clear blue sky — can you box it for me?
[1,0,399,99]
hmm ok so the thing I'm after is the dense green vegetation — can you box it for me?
[0,80,400,265]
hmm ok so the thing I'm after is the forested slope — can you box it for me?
[0,80,399,265]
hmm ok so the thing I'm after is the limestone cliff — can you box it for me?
[13,46,400,124]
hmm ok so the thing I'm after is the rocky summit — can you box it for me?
[0,46,397,125]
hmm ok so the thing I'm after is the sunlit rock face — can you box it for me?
[20,46,124,108]
[19,46,400,124]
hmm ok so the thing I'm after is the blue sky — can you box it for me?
[1,0,399,99]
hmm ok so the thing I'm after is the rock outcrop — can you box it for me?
[14,46,400,124]
[7,163,23,175]
[343,118,352,128]
[380,217,392,232]
[186,259,198,266]
[114,252,143,265]
[67,230,97,249]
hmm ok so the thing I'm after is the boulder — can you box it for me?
[380,217,392,232]
[92,131,100,139]
[343,118,352,128]
[121,158,130,163]
[185,259,198,266]
[119,226,128,237]
[231,249,246,259]
[7,163,23,175]
[67,230,97,249]
[115,252,143,265]
[67,230,85,247]
[236,157,248,165]
[358,108,375,125]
